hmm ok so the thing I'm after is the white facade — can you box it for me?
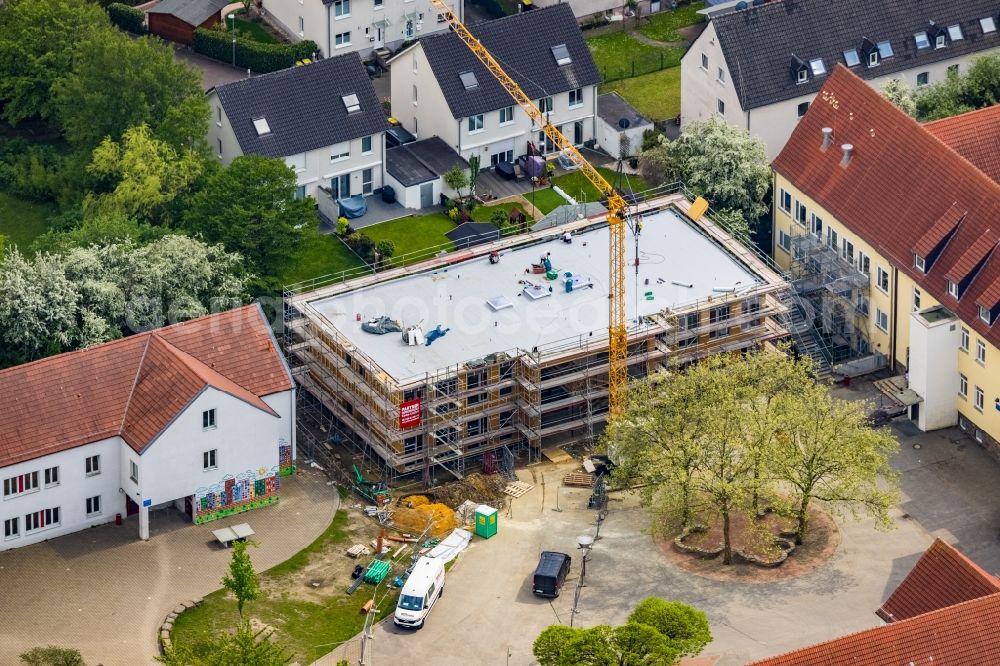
[263,0,461,58]
[682,21,1000,159]
[908,307,962,432]
[596,115,651,158]
[207,91,385,200]
[389,43,598,164]
[529,0,667,20]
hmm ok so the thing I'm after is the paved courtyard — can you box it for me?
[0,468,338,666]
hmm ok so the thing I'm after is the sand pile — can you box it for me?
[393,495,457,538]
[432,473,508,509]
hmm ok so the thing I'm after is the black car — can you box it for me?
[386,125,417,147]
[532,551,571,598]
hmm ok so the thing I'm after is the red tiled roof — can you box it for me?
[925,104,1000,186]
[876,539,1000,622]
[912,202,964,259]
[748,592,1000,666]
[943,229,998,285]
[0,305,293,467]
[773,66,1000,348]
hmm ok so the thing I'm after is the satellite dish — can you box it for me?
[752,0,764,5]
[735,0,748,8]
[618,117,631,129]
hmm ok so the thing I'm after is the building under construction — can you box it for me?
[284,194,790,484]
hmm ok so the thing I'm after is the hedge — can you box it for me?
[193,28,320,74]
[107,3,145,34]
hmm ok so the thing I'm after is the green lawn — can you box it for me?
[0,191,56,253]
[280,224,366,289]
[470,201,532,223]
[363,213,456,264]
[600,65,682,121]
[531,189,568,215]
[586,31,685,81]
[638,1,706,42]
[170,512,401,664]
[531,167,651,215]
[231,11,280,43]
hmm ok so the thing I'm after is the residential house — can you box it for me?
[772,65,1000,455]
[682,0,1000,159]
[262,0,461,58]
[751,539,1000,665]
[147,0,228,45]
[925,104,1000,184]
[384,136,469,209]
[0,305,295,551]
[388,5,601,166]
[529,0,668,21]
[207,54,390,207]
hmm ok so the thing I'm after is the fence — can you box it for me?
[600,49,684,83]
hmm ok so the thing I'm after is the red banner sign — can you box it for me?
[399,398,422,429]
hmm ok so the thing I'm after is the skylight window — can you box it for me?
[551,44,572,66]
[843,49,860,66]
[981,17,997,34]
[252,117,270,136]
[342,93,360,113]
[914,31,930,49]
[459,71,479,90]
[809,58,826,76]
[877,40,894,58]
[948,24,963,40]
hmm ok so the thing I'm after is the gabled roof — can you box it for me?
[711,0,1000,111]
[772,66,1000,348]
[876,538,1000,622]
[413,4,600,119]
[213,54,389,158]
[147,0,229,25]
[925,104,1000,185]
[0,305,293,467]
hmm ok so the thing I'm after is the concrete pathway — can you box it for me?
[0,468,339,666]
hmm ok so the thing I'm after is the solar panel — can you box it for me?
[459,71,479,90]
[551,44,571,66]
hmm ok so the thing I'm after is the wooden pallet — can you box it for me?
[563,473,594,488]
[504,481,535,498]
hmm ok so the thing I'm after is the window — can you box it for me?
[960,374,968,397]
[977,339,986,364]
[334,31,351,47]
[843,49,860,66]
[709,304,731,324]
[334,0,350,17]
[961,327,970,351]
[459,71,479,90]
[682,312,700,330]
[25,507,59,532]
[869,50,880,67]
[217,138,222,159]
[85,455,100,476]
[914,255,926,272]
[797,101,810,118]
[779,188,791,213]
[914,32,930,49]
[468,114,484,133]
[499,106,514,125]
[917,72,929,86]
[797,68,808,84]
[913,287,921,310]
[85,495,101,517]
[4,517,18,540]
[794,201,807,226]
[935,33,946,49]
[857,251,870,276]
[356,136,371,157]
[568,88,583,108]
[809,58,826,76]
[203,408,216,430]
[551,43,572,66]
[375,0,383,7]
[203,449,218,471]
[979,305,992,325]
[130,461,138,484]
[701,53,708,70]
[287,153,306,172]
[298,16,304,34]
[827,226,838,251]
[875,308,889,332]
[412,84,418,104]
[857,294,870,316]
[43,466,59,487]
[810,213,823,237]
[717,98,725,115]
[947,279,958,298]
[975,386,985,411]
[778,229,791,253]
[331,142,350,161]
[253,117,270,136]
[842,238,854,264]
[877,40,893,58]
[538,97,553,113]
[3,471,38,498]
[216,107,222,127]
[717,67,726,83]
[877,266,889,293]
[294,185,305,200]
[362,168,373,195]
[981,17,997,34]
[948,25,963,41]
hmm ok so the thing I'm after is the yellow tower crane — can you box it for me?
[429,0,630,419]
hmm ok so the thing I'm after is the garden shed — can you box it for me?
[384,137,470,210]
[147,0,230,45]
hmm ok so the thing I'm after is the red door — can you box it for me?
[125,496,140,517]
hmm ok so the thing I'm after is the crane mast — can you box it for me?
[429,0,630,420]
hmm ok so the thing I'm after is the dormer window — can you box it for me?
[843,49,860,66]
[935,33,946,49]
[809,58,826,76]
[948,25,963,41]
[869,50,880,66]
[914,32,930,49]
[947,279,958,298]
[797,68,808,83]
[791,55,808,84]
[914,254,926,272]
[979,305,992,325]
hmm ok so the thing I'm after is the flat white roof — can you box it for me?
[307,208,760,381]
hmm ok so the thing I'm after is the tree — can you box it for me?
[880,79,916,117]
[19,646,86,666]
[709,208,752,245]
[158,620,292,666]
[628,597,711,658]
[222,540,261,618]
[0,0,111,125]
[182,155,310,291]
[443,166,470,201]
[915,53,1000,121]
[774,382,899,544]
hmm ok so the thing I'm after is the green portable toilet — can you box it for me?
[475,504,498,539]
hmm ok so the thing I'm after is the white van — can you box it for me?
[393,556,445,629]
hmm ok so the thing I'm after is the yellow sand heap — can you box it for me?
[393,498,457,538]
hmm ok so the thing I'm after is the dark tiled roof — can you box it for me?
[712,0,1000,111]
[147,0,230,25]
[214,54,389,158]
[446,222,499,248]
[773,66,1000,349]
[386,137,468,187]
[416,4,600,119]
[597,92,650,128]
[876,538,1000,622]
[925,104,1000,185]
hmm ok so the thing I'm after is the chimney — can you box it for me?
[820,127,833,151]
[840,143,854,167]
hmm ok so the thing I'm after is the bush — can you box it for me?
[106,3,145,34]
[477,0,509,19]
[192,29,319,74]
[345,232,375,262]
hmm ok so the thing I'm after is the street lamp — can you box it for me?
[570,534,594,627]
[228,13,236,66]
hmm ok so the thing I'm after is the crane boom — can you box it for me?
[430,0,630,420]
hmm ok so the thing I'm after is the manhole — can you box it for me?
[913,443,921,450]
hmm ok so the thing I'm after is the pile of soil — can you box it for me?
[431,473,508,509]
[392,495,457,538]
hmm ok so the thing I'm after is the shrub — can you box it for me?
[336,216,349,236]
[106,3,145,34]
[192,29,319,73]
[345,232,375,262]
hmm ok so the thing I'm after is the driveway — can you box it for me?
[0,468,339,666]
[173,45,247,90]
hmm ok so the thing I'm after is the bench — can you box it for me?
[212,522,255,548]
